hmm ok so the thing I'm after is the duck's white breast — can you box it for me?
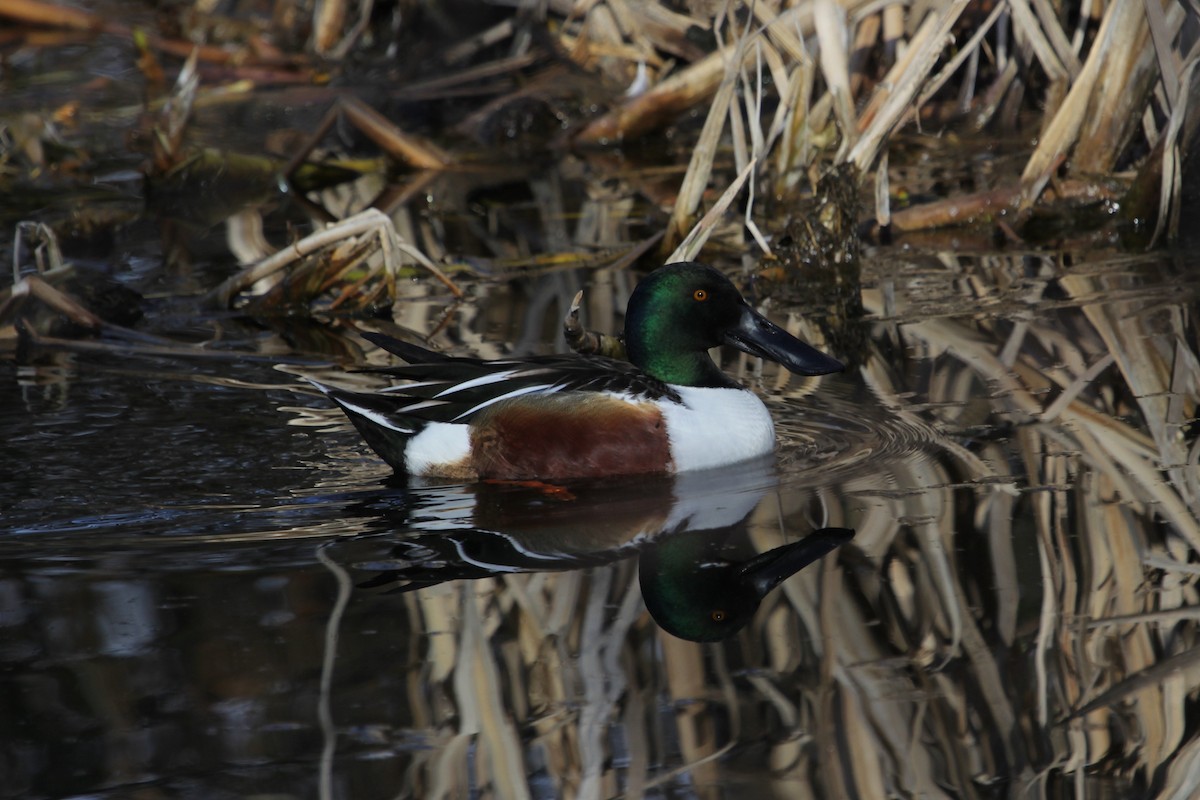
[660,386,776,472]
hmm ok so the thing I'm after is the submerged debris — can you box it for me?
[1,224,142,353]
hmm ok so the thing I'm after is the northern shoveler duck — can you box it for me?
[314,261,843,480]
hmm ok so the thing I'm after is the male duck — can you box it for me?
[315,261,843,480]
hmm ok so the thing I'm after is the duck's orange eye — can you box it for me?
[693,289,708,301]
[711,609,726,622]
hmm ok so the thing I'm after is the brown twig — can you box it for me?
[563,290,625,360]
[284,97,452,179]
[876,177,1123,235]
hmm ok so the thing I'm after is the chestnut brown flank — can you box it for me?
[470,394,672,480]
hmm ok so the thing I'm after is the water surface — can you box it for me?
[5,243,1200,799]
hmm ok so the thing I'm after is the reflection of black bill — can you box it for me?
[740,526,856,595]
[723,306,844,376]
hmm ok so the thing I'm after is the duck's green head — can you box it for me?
[623,262,844,387]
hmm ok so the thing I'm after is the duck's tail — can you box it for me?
[308,380,420,472]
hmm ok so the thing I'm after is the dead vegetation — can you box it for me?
[2,0,1197,319]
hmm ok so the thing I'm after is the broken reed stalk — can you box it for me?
[847,0,973,173]
[813,0,855,159]
[284,97,452,179]
[1019,0,1185,213]
[203,209,462,309]
[665,17,745,250]
[312,0,348,56]
[151,48,199,173]
[667,158,756,264]
[5,274,104,331]
[873,177,1123,234]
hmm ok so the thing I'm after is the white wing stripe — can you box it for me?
[434,369,520,397]
[451,383,563,420]
[336,400,415,434]
[397,399,448,413]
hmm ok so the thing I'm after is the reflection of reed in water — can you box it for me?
[310,254,1200,798]
[820,253,1200,797]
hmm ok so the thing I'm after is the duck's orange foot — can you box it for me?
[483,479,576,501]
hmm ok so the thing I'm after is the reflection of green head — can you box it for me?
[639,527,854,642]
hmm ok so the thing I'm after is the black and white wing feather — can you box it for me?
[335,332,681,425]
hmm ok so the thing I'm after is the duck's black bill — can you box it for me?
[739,527,855,596]
[724,305,844,375]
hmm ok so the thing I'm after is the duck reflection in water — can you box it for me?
[339,455,853,642]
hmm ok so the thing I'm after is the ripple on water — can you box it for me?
[765,378,941,480]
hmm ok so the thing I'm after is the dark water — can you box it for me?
[4,247,1200,799]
